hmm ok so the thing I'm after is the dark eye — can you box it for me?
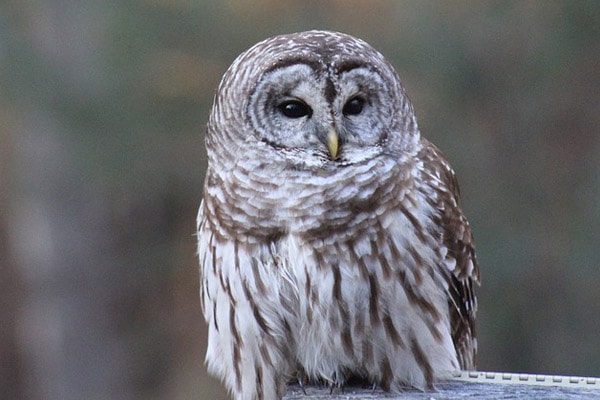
[343,96,365,116]
[277,100,312,118]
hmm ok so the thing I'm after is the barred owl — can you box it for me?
[197,30,479,400]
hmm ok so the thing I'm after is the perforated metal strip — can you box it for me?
[452,370,600,389]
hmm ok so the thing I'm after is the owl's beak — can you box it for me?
[326,129,339,159]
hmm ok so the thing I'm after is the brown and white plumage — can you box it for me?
[197,30,479,400]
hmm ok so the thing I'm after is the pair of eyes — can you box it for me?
[277,96,366,119]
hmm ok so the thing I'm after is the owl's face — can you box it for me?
[247,60,396,167]
[209,31,420,172]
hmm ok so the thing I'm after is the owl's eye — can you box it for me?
[343,96,365,116]
[277,100,312,118]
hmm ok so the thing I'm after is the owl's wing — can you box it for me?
[418,139,480,370]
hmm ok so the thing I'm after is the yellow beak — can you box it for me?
[326,129,339,159]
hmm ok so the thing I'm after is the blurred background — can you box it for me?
[1,1,599,399]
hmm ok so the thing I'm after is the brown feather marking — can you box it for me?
[278,291,295,315]
[234,239,240,271]
[225,277,236,306]
[380,357,392,391]
[241,279,271,334]
[341,326,355,359]
[347,240,369,280]
[212,301,219,332]
[382,313,405,348]
[406,246,424,285]
[304,268,313,324]
[367,273,381,327]
[304,270,311,298]
[310,285,319,305]
[310,253,322,306]
[372,237,392,279]
[200,281,206,310]
[332,262,343,303]
[411,335,434,389]
[219,267,227,292]
[255,363,263,400]
[331,262,352,356]
[281,318,295,354]
[211,243,217,275]
[259,343,273,366]
[230,304,242,390]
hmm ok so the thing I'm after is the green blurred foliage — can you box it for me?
[1,1,599,399]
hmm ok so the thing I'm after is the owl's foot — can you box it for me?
[297,376,307,395]
[328,371,344,395]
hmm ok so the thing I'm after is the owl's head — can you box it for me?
[208,30,420,170]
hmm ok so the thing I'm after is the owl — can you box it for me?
[197,30,479,400]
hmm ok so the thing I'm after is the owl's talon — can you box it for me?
[329,372,335,395]
[329,371,341,395]
[297,376,307,395]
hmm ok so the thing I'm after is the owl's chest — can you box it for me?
[275,201,444,309]
[270,209,448,374]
